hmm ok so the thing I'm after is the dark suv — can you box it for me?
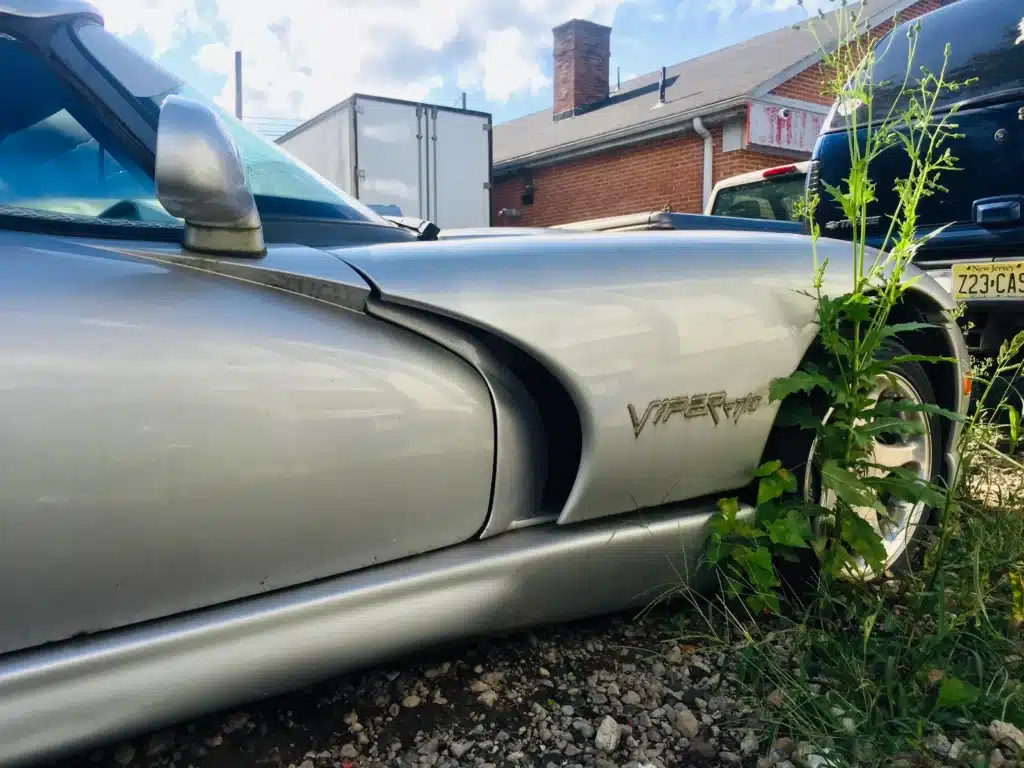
[810,0,1024,361]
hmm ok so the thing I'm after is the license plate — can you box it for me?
[951,261,1024,300]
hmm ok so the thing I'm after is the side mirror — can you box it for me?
[155,95,265,257]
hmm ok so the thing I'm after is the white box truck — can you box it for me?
[276,94,492,229]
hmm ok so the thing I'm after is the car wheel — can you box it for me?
[766,339,943,586]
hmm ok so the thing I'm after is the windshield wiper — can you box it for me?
[383,215,440,241]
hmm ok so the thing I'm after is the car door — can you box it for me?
[0,31,495,655]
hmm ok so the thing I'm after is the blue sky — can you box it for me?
[92,0,825,132]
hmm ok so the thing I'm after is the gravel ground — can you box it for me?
[54,604,779,768]
[46,592,1024,768]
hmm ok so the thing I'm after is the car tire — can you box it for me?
[763,339,944,591]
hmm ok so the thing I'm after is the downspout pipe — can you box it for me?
[692,117,712,212]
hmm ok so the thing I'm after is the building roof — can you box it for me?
[493,0,920,171]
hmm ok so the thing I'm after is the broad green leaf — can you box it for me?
[821,460,884,512]
[864,398,960,422]
[936,677,979,709]
[752,460,782,478]
[770,371,835,402]
[859,417,926,438]
[878,321,939,339]
[863,355,956,378]
[839,292,874,323]
[767,510,813,549]
[737,546,779,590]
[841,513,887,572]
[864,473,947,508]
[757,468,798,506]
[773,403,826,430]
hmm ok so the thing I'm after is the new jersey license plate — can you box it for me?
[952,261,1024,300]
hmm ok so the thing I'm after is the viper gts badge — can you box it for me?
[628,392,763,438]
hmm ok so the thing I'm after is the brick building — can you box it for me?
[491,0,947,227]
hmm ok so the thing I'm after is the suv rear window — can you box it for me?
[827,0,1024,132]
[710,175,806,220]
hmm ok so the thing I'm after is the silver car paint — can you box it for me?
[367,297,552,536]
[0,498,732,767]
[338,231,968,525]
[0,231,495,655]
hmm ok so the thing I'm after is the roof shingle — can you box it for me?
[493,0,914,168]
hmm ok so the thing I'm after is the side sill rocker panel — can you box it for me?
[0,502,740,767]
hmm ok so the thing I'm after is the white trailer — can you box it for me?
[276,94,492,229]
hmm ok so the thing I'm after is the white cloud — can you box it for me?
[703,0,836,24]
[91,0,629,119]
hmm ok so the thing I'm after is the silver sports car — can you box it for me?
[0,2,970,765]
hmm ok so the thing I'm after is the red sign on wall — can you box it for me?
[746,100,826,154]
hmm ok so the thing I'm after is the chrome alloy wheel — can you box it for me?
[805,371,935,580]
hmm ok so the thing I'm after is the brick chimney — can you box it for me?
[552,19,611,120]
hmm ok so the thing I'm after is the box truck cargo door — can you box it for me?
[353,97,426,219]
[429,108,491,229]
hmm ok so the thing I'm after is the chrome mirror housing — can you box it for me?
[155,95,265,257]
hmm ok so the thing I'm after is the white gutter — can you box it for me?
[692,116,713,211]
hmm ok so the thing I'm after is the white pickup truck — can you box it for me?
[704,162,810,222]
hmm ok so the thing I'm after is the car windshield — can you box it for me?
[826,0,1024,132]
[71,22,391,226]
[710,175,806,221]
[0,30,166,222]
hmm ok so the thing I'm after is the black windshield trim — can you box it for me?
[0,208,184,241]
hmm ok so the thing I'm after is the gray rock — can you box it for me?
[990,721,1024,753]
[720,752,741,764]
[112,745,135,766]
[767,689,784,708]
[990,748,1007,768]
[665,647,683,665]
[402,695,422,708]
[595,716,622,752]
[692,740,717,759]
[675,709,700,739]
[417,738,439,756]
[597,759,619,768]
[478,690,498,708]
[470,680,491,693]
[651,662,666,678]
[450,740,473,758]
[622,690,642,706]
[927,733,951,758]
[740,732,758,755]
[774,736,795,755]
[561,705,575,716]
[573,720,596,739]
[565,744,581,756]
[948,739,965,761]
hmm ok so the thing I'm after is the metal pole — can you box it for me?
[461,92,467,110]
[234,51,243,120]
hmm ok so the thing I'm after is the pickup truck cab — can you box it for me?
[810,0,1024,363]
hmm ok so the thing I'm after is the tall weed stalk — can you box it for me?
[691,3,1024,764]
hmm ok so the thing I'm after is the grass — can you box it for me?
[672,384,1024,767]
[667,3,1024,762]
